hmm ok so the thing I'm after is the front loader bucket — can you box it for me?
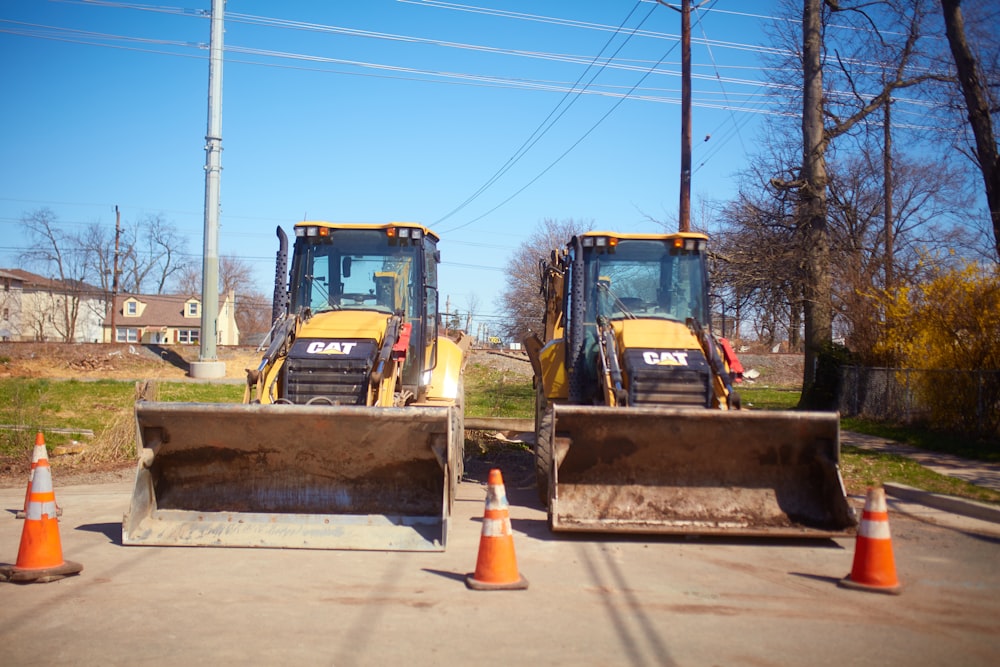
[543,406,856,537]
[123,402,457,551]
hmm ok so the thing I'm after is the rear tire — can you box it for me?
[454,375,465,484]
[534,382,552,507]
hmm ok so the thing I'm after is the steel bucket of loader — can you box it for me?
[123,402,458,551]
[543,405,856,537]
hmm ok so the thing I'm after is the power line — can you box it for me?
[441,29,686,234]
[434,1,654,228]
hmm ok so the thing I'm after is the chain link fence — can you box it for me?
[838,366,1000,437]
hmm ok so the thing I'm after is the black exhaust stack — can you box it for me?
[272,226,289,325]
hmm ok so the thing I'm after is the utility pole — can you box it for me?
[191,0,226,378]
[679,0,692,232]
[659,0,694,232]
[110,205,121,342]
[444,295,450,336]
[883,92,894,290]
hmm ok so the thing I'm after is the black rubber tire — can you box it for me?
[534,382,553,507]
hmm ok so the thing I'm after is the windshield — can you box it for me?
[582,239,708,324]
[289,229,418,319]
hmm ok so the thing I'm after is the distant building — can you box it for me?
[0,268,107,342]
[102,292,239,346]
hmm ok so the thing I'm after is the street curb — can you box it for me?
[884,482,1000,525]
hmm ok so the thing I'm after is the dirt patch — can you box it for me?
[467,349,533,379]
[737,354,803,388]
[0,341,260,381]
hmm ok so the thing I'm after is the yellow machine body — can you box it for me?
[124,222,467,551]
[525,231,856,537]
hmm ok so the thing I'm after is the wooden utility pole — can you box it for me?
[659,0,694,232]
[883,94,894,290]
[111,205,121,342]
[679,0,692,232]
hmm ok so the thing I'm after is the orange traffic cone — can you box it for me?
[0,456,82,584]
[838,487,901,595]
[466,469,528,591]
[17,432,61,520]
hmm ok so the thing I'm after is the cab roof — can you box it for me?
[295,221,440,242]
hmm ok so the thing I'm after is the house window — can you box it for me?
[187,302,199,317]
[178,329,199,344]
[116,327,138,343]
[126,301,138,315]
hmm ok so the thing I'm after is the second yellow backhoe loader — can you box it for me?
[123,222,467,551]
[524,231,856,537]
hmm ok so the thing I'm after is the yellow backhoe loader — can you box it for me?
[524,231,856,537]
[123,222,467,551]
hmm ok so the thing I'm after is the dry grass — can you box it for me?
[76,408,136,464]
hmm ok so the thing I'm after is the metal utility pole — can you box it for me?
[191,0,226,378]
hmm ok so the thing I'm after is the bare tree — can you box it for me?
[762,0,944,407]
[19,208,85,342]
[77,222,115,293]
[498,218,589,342]
[176,255,257,295]
[77,213,193,295]
[464,292,480,334]
[234,292,272,346]
[712,105,979,364]
[177,255,268,344]
[119,214,192,294]
[941,0,1000,260]
[826,147,976,361]
[712,146,807,352]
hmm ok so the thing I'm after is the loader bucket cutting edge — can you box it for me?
[122,402,456,551]
[545,406,856,538]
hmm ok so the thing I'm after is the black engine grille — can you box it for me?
[282,338,378,405]
[624,349,712,408]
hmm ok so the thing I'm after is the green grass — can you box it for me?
[841,444,1000,504]
[737,386,801,410]
[0,378,242,459]
[463,362,534,419]
[154,382,244,403]
[841,416,1000,463]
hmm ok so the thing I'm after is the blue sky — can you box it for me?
[1,0,789,337]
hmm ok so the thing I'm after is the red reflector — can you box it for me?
[392,323,412,359]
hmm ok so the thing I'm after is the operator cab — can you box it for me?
[288,222,441,394]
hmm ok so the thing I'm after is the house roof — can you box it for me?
[105,293,228,328]
[0,268,102,293]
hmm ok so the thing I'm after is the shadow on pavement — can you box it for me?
[421,569,468,583]
[76,522,123,546]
